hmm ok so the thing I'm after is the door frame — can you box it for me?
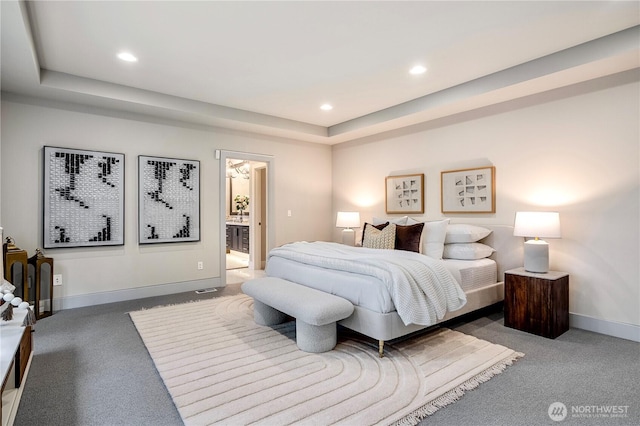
[253,165,268,269]
[218,150,275,286]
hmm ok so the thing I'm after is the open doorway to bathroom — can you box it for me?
[219,151,274,286]
[225,158,266,270]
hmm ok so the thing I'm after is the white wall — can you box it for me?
[1,97,333,304]
[332,73,640,333]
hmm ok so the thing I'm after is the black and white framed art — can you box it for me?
[43,146,125,248]
[385,173,425,214]
[138,156,200,244]
[441,166,496,213]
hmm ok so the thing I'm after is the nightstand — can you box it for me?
[504,267,569,338]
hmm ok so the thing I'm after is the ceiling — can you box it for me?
[1,1,639,144]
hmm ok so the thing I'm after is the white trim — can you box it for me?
[47,278,639,343]
[570,313,640,343]
[53,278,222,311]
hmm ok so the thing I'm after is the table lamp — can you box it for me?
[336,212,360,246]
[513,211,561,273]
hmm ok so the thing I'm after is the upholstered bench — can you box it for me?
[242,277,354,353]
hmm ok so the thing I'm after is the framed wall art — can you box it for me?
[385,173,424,214]
[138,156,200,244]
[43,146,125,248]
[441,166,495,213]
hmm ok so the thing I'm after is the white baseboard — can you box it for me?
[53,277,223,311]
[570,313,640,343]
[47,284,639,343]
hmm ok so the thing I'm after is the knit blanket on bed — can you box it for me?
[267,241,467,326]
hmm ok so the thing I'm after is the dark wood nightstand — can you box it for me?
[504,267,569,338]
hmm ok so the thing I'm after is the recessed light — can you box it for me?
[409,65,427,75]
[117,52,138,62]
[320,104,333,111]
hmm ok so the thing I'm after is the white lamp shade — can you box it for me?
[513,212,561,239]
[336,212,360,229]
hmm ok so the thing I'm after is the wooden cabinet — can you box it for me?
[504,268,569,338]
[226,225,249,254]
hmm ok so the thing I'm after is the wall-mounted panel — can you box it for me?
[43,146,124,248]
[138,156,200,244]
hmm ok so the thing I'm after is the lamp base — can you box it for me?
[341,228,355,246]
[524,239,549,273]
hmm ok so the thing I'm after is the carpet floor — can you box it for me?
[130,294,523,425]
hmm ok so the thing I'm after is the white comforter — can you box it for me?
[267,242,467,326]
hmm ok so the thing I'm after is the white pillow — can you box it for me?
[406,218,450,259]
[372,216,409,226]
[443,242,495,260]
[445,224,492,243]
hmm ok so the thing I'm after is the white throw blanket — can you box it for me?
[267,241,467,326]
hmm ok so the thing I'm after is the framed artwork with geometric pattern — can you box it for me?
[138,155,200,244]
[441,166,495,213]
[385,173,425,214]
[43,146,125,248]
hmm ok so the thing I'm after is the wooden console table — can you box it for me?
[1,309,33,426]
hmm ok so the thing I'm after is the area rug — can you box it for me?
[130,294,523,426]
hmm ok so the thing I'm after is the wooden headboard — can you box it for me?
[479,224,523,282]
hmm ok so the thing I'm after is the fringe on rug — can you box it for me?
[128,294,251,314]
[128,299,203,314]
[391,351,525,426]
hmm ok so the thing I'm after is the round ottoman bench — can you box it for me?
[242,277,354,353]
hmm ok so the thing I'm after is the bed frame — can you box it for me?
[337,224,523,356]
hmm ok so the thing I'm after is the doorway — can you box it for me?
[218,150,274,286]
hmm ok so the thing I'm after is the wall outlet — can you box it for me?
[197,261,204,270]
[53,274,63,286]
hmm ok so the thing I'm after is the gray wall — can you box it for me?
[1,97,333,305]
[2,71,638,340]
[332,73,640,334]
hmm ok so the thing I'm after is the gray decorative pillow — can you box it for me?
[363,223,396,249]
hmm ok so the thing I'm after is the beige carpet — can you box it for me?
[130,294,523,426]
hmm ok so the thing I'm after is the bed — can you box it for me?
[265,223,523,356]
